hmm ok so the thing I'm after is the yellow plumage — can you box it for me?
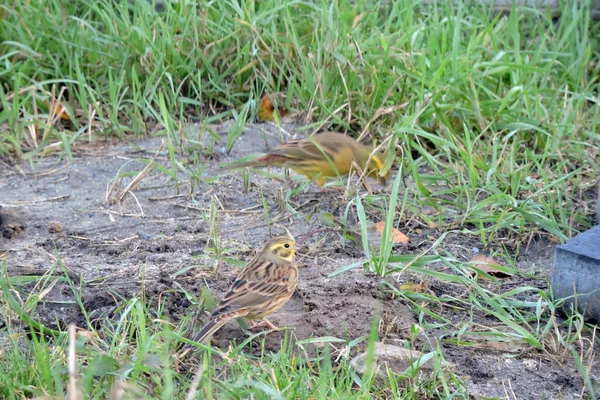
[222,132,388,187]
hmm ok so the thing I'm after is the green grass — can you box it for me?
[1,0,597,239]
[1,0,599,398]
[0,259,464,399]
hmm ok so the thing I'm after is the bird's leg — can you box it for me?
[319,185,345,193]
[283,168,298,189]
[261,318,280,330]
[247,318,280,330]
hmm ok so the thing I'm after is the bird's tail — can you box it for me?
[220,154,266,171]
[219,154,290,171]
[183,319,227,351]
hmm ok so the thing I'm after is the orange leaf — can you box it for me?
[43,100,71,121]
[258,94,287,122]
[469,254,512,280]
[375,221,409,244]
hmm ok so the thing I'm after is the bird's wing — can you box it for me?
[269,137,338,161]
[211,260,294,317]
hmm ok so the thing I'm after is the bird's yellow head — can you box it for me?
[367,152,389,185]
[262,235,296,262]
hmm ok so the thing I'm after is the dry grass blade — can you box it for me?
[87,102,98,142]
[42,85,68,143]
[106,140,165,204]
[184,365,205,400]
[67,324,83,400]
[5,85,41,101]
[8,195,70,205]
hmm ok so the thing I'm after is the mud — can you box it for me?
[0,123,597,399]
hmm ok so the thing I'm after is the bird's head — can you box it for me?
[367,151,389,185]
[263,235,296,262]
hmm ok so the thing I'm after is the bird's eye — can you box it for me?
[284,243,290,248]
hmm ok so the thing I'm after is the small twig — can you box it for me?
[29,87,39,148]
[7,195,70,205]
[87,102,98,143]
[37,278,59,302]
[98,234,141,244]
[148,194,188,202]
[127,191,145,216]
[67,324,82,400]
[42,85,68,143]
[174,204,262,214]
[309,103,349,136]
[185,365,206,400]
[212,194,225,211]
[105,210,144,218]
[5,85,44,101]
[116,140,165,202]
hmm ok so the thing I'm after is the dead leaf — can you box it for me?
[365,221,409,248]
[468,254,512,280]
[548,236,561,244]
[375,221,409,244]
[42,99,71,121]
[258,94,287,121]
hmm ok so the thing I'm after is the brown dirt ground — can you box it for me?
[0,123,598,399]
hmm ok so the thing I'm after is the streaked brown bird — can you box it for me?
[221,132,388,188]
[185,235,298,347]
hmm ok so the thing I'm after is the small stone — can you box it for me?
[0,206,27,239]
[350,342,435,381]
[48,221,64,234]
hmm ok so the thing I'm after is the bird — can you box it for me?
[221,132,388,188]
[184,235,298,348]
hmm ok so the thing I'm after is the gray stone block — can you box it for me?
[597,184,599,225]
[551,226,600,322]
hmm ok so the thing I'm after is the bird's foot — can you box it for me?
[248,318,280,331]
[284,175,296,188]
[319,185,345,193]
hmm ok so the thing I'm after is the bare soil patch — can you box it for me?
[0,124,596,398]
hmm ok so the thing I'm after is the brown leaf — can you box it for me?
[43,99,71,121]
[548,236,561,244]
[52,102,71,120]
[375,221,409,244]
[258,94,287,121]
[469,254,512,279]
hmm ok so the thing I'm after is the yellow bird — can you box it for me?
[185,235,298,347]
[222,132,388,188]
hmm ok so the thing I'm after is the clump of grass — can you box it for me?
[1,0,598,239]
[1,0,600,398]
[0,260,464,398]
